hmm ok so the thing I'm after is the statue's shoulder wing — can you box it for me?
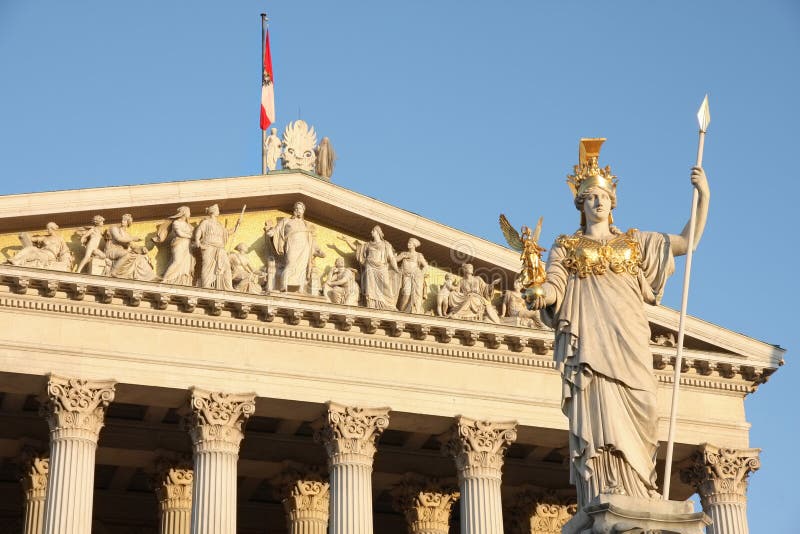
[499,214,523,252]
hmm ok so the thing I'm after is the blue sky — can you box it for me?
[1,1,797,529]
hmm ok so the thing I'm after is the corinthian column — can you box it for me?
[445,416,517,534]
[506,487,577,534]
[185,388,255,534]
[314,402,390,534]
[680,444,761,534]
[19,448,49,534]
[391,474,459,534]
[153,459,193,534]
[276,465,330,534]
[40,375,116,534]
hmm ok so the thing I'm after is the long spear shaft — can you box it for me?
[261,13,268,175]
[662,95,710,499]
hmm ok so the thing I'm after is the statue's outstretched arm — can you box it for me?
[669,166,711,257]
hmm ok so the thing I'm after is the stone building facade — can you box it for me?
[0,171,782,533]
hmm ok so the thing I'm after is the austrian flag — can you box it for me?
[260,30,275,130]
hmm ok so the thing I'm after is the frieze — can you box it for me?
[0,265,775,395]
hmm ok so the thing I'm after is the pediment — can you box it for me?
[0,171,784,372]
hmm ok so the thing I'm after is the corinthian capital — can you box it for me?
[275,464,330,523]
[391,475,459,534]
[19,446,49,499]
[153,457,193,512]
[41,374,116,437]
[507,487,577,534]
[314,402,390,464]
[680,443,761,506]
[185,388,256,451]
[445,416,517,479]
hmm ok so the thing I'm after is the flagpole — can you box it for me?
[662,95,710,500]
[261,13,268,175]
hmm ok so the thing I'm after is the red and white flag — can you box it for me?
[260,30,275,130]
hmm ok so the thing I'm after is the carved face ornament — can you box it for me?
[281,120,317,172]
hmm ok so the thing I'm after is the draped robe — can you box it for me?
[540,229,674,507]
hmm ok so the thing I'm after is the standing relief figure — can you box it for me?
[339,226,399,310]
[105,214,156,281]
[323,257,360,305]
[394,238,428,314]
[7,222,72,271]
[265,201,324,293]
[193,204,236,291]
[314,137,336,179]
[75,215,107,274]
[265,127,283,172]
[435,273,457,316]
[154,206,195,286]
[529,138,710,509]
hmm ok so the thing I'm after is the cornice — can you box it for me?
[0,265,777,395]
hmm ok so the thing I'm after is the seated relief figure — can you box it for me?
[193,204,236,291]
[265,201,324,293]
[447,263,501,323]
[154,206,195,286]
[104,214,156,281]
[75,215,107,274]
[395,237,428,314]
[323,257,360,305]
[339,225,399,309]
[229,243,263,294]
[529,138,710,508]
[501,277,545,328]
[7,222,72,271]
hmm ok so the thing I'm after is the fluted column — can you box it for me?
[506,487,577,534]
[276,464,330,534]
[19,447,49,534]
[40,375,116,534]
[314,402,390,534]
[680,444,760,534]
[185,388,255,534]
[154,459,193,534]
[391,474,459,534]
[445,416,517,534]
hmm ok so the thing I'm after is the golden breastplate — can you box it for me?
[557,229,642,278]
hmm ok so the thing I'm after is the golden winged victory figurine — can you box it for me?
[499,214,547,294]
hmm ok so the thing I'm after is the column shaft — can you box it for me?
[40,375,116,534]
[44,435,97,533]
[314,402,390,534]
[461,476,503,534]
[20,450,48,534]
[185,388,255,534]
[154,461,193,534]
[707,502,749,534]
[445,417,517,534]
[680,444,760,534]
[192,449,238,534]
[329,461,373,533]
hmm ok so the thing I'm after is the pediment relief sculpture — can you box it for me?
[0,202,545,328]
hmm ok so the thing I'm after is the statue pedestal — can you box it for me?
[562,494,711,534]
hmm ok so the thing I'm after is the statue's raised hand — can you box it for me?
[691,166,709,197]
